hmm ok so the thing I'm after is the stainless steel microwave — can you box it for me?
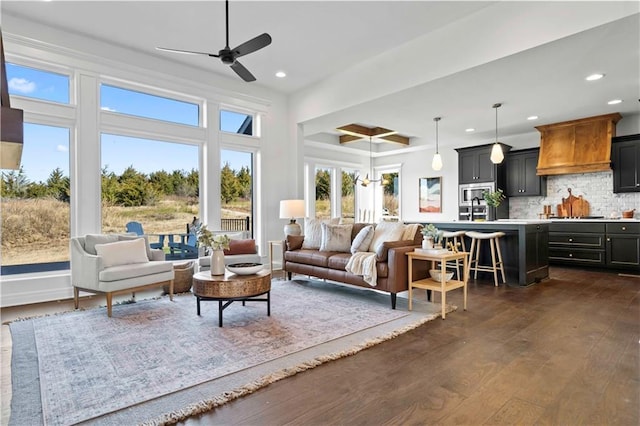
[459,182,495,206]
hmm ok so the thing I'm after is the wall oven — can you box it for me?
[458,182,495,206]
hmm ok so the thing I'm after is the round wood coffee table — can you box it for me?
[192,269,271,327]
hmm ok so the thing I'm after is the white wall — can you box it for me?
[1,15,297,307]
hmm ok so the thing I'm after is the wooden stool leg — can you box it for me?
[489,238,499,286]
[495,237,506,283]
[474,239,481,279]
[468,238,476,279]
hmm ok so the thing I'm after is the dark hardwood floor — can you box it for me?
[183,267,639,425]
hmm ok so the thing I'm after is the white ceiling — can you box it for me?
[2,1,639,154]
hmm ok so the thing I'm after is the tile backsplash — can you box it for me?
[508,171,639,219]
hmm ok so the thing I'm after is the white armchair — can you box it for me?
[70,234,175,317]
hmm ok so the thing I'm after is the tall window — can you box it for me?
[315,167,332,219]
[220,150,253,236]
[100,134,199,256]
[382,172,400,218]
[1,123,71,273]
[6,63,70,104]
[101,84,199,126]
[341,169,357,223]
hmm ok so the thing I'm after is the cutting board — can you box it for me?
[557,188,590,217]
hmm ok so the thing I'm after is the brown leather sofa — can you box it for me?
[284,223,424,309]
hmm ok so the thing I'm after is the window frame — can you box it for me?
[219,105,259,138]
[99,81,203,128]
[4,54,74,105]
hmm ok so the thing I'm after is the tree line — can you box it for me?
[315,170,396,200]
[1,162,252,207]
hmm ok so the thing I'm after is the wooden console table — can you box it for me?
[406,250,468,319]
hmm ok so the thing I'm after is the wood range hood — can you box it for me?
[536,113,622,176]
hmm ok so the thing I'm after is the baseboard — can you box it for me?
[0,273,73,308]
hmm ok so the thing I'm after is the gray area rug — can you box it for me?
[9,279,453,425]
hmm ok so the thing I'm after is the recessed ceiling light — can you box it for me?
[585,73,605,81]
[607,99,622,105]
[275,71,286,78]
[465,128,475,133]
[527,115,539,121]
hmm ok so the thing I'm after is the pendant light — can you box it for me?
[356,136,387,187]
[431,117,443,171]
[490,103,504,164]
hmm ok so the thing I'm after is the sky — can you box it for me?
[5,63,252,183]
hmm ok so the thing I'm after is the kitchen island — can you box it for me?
[418,220,549,286]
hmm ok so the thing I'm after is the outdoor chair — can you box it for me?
[125,221,164,249]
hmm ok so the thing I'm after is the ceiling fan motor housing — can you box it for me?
[220,49,235,65]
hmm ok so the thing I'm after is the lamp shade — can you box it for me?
[279,199,305,219]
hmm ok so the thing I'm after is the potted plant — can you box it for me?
[421,223,442,249]
[482,189,505,220]
[197,225,230,275]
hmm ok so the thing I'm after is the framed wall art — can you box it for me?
[419,177,441,213]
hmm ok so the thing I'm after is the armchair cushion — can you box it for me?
[84,234,119,255]
[94,238,149,268]
[99,260,173,282]
[118,234,153,260]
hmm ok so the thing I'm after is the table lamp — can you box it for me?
[279,199,305,237]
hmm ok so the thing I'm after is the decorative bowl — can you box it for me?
[226,262,263,275]
[429,269,454,282]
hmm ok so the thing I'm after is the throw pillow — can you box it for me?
[301,218,324,249]
[84,234,119,255]
[319,223,353,252]
[223,239,257,255]
[369,221,406,252]
[94,238,149,268]
[350,225,375,254]
[118,234,153,260]
[286,235,304,251]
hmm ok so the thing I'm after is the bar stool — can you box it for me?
[440,230,467,278]
[466,231,506,286]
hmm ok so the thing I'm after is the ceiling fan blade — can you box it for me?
[230,60,256,82]
[156,47,219,57]
[232,33,272,59]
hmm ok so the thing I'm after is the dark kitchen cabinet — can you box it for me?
[456,143,511,184]
[612,134,640,193]
[606,222,640,270]
[505,148,547,197]
[525,223,549,283]
[548,222,606,266]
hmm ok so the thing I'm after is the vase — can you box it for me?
[210,249,225,276]
[422,236,434,250]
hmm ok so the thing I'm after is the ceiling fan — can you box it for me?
[156,0,272,82]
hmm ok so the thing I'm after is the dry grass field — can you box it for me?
[1,197,250,266]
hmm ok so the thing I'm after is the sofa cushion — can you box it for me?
[95,238,149,268]
[376,240,415,261]
[85,234,120,255]
[327,253,352,271]
[99,260,173,282]
[320,223,353,252]
[284,249,336,268]
[350,225,375,254]
[351,223,375,240]
[223,239,257,255]
[369,221,406,252]
[286,235,304,251]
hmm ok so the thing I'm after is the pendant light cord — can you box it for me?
[493,103,501,143]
